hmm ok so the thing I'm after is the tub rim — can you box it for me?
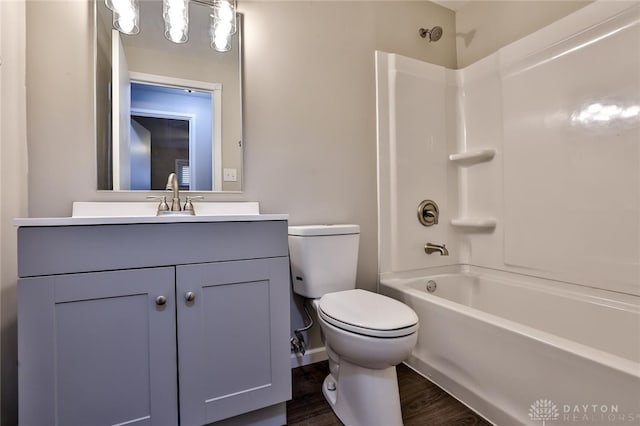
[379,271,640,379]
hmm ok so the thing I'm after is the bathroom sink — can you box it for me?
[16,202,286,227]
[72,201,260,218]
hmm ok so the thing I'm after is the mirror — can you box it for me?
[95,0,243,192]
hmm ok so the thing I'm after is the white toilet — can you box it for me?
[288,224,419,426]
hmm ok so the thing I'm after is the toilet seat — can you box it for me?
[318,289,419,338]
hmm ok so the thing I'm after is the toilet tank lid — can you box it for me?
[288,224,360,236]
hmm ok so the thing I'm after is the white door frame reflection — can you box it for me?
[112,68,222,191]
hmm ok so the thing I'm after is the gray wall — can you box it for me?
[1,2,28,426]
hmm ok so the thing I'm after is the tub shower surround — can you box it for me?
[376,2,640,425]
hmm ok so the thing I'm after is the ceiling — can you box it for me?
[430,1,469,12]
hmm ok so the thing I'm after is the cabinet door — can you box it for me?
[176,258,291,426]
[18,268,178,426]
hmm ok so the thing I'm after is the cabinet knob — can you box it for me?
[185,291,196,303]
[155,295,167,306]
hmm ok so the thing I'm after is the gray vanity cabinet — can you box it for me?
[17,220,291,426]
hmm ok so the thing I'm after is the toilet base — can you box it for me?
[321,360,403,426]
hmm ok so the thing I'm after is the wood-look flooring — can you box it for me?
[286,361,491,426]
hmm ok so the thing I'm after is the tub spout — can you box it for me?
[425,243,449,256]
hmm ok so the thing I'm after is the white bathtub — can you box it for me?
[380,268,640,426]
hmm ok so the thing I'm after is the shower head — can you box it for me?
[419,26,443,42]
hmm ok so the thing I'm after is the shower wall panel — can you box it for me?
[500,6,640,296]
[377,2,640,295]
[461,2,640,296]
[376,53,460,274]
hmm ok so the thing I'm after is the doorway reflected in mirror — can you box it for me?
[127,82,215,191]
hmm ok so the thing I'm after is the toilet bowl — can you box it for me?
[288,225,419,426]
[316,290,418,426]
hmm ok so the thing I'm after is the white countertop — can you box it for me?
[15,214,289,227]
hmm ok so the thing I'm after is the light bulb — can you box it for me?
[213,34,231,52]
[117,17,135,33]
[119,8,135,23]
[579,111,589,121]
[218,1,233,22]
[214,21,232,38]
[601,105,621,116]
[168,9,184,20]
[169,27,184,43]
[163,0,188,43]
[113,9,138,34]
[166,0,186,12]
[213,0,236,35]
[110,0,139,34]
[107,0,129,12]
[587,103,602,114]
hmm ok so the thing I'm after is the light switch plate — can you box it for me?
[223,168,237,182]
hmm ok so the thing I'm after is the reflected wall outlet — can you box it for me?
[223,168,238,182]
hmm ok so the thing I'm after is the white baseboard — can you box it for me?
[290,347,327,368]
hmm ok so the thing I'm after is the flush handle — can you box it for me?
[418,200,439,227]
[185,291,196,303]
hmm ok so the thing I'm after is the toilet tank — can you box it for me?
[288,225,360,299]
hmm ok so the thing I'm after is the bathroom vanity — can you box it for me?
[16,215,291,426]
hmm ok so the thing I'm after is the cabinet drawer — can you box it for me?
[18,220,288,277]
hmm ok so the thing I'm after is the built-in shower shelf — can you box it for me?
[449,149,496,166]
[451,217,497,230]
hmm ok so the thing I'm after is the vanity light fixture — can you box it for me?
[209,0,236,52]
[105,0,139,35]
[106,0,237,52]
[164,0,189,43]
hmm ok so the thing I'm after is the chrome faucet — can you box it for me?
[425,243,449,256]
[166,172,182,211]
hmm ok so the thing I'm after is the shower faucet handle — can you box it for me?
[418,200,439,226]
